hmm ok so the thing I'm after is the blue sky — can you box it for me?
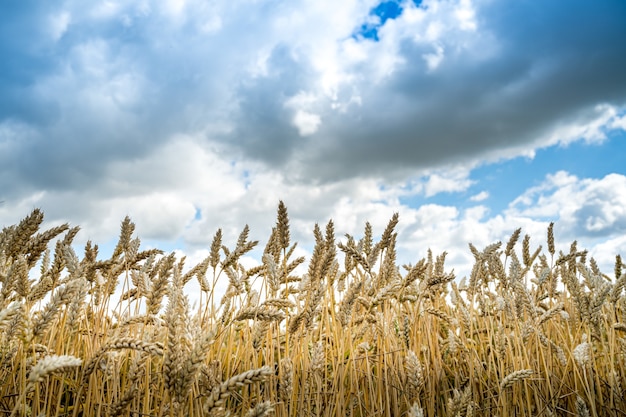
[1,0,626,285]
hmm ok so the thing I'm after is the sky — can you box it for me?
[1,0,626,288]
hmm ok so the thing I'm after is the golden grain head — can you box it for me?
[0,206,624,417]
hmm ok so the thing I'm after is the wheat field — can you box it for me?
[1,203,625,417]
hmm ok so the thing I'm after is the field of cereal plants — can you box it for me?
[1,203,625,417]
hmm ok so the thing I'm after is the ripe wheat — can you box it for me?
[0,205,624,416]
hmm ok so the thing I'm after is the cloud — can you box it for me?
[423,168,473,197]
[469,191,488,202]
[508,171,626,239]
[295,0,626,181]
[2,142,624,286]
[292,110,322,136]
[1,0,625,195]
[392,172,626,279]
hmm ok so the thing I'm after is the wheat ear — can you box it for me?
[203,366,274,414]
[10,355,81,417]
[245,401,274,417]
[500,369,533,391]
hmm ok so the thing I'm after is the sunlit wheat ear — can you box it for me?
[252,321,270,350]
[145,254,175,316]
[309,341,325,377]
[338,279,362,327]
[203,366,274,415]
[65,278,89,332]
[24,223,70,273]
[0,302,20,330]
[576,396,590,417]
[276,200,290,251]
[176,327,217,406]
[446,386,472,417]
[279,358,293,403]
[404,350,424,396]
[505,228,522,259]
[235,306,285,322]
[499,369,533,391]
[28,355,82,387]
[407,403,424,417]
[10,355,82,417]
[163,265,191,403]
[573,342,591,367]
[10,255,30,299]
[31,278,84,340]
[82,338,164,385]
[547,221,555,257]
[7,208,44,260]
[536,302,564,326]
[245,401,274,417]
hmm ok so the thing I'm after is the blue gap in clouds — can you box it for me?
[475,134,626,215]
[399,133,626,216]
[355,1,404,41]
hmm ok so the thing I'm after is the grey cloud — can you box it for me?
[222,44,316,165]
[0,3,63,125]
[0,3,236,199]
[293,0,626,181]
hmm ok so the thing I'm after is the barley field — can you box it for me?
[1,203,625,417]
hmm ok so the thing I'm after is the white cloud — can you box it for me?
[285,91,322,136]
[162,0,188,21]
[542,104,620,147]
[588,235,626,278]
[610,112,626,131]
[508,171,626,239]
[91,1,122,19]
[470,191,489,202]
[3,148,625,290]
[292,110,321,136]
[423,169,473,197]
[455,0,477,31]
[423,44,445,72]
[48,11,71,42]
[106,192,197,240]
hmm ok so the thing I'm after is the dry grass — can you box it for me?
[1,205,626,416]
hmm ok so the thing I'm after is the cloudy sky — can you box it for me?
[2,0,626,282]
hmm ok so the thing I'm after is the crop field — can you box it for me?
[1,203,625,417]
